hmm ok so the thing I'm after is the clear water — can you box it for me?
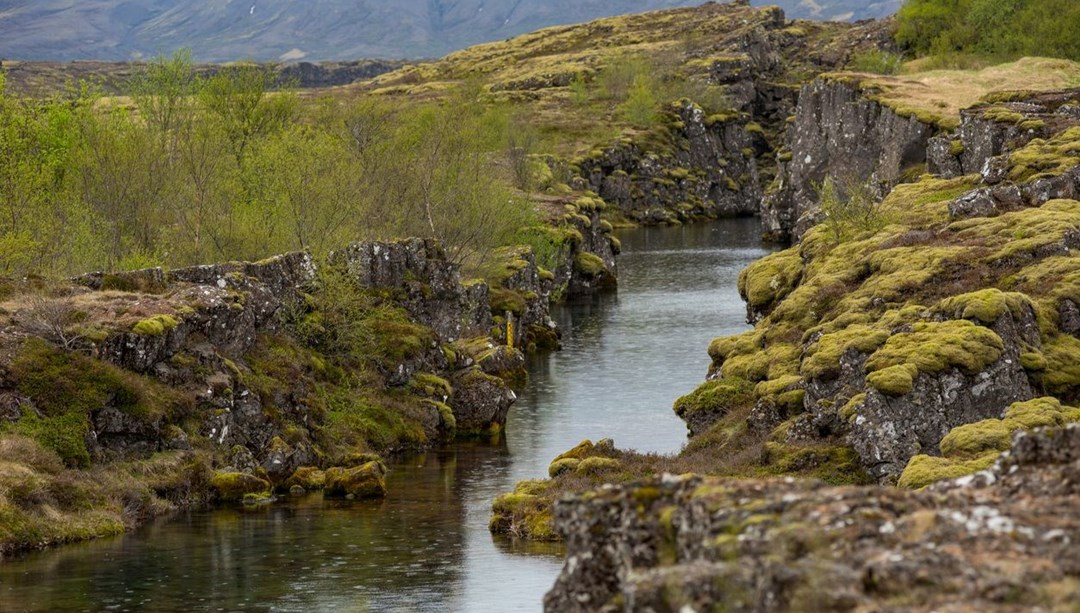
[0,219,773,612]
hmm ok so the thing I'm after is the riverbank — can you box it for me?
[0,220,770,611]
[0,199,620,559]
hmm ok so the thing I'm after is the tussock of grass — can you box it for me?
[0,435,212,557]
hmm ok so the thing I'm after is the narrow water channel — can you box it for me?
[0,219,774,612]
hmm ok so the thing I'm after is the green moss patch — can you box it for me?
[802,325,890,380]
[210,472,271,502]
[131,314,179,336]
[489,480,558,541]
[738,249,803,314]
[489,287,528,316]
[758,442,872,486]
[935,289,1033,324]
[1033,334,1080,395]
[552,439,594,462]
[866,363,918,397]
[283,466,326,491]
[715,339,799,383]
[999,127,1080,183]
[573,251,607,276]
[948,199,1080,263]
[865,320,1004,377]
[576,457,621,475]
[2,339,189,467]
[899,397,1080,489]
[673,377,755,420]
[897,453,998,489]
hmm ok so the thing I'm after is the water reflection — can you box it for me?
[0,219,774,612]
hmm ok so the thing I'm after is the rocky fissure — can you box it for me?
[761,76,937,241]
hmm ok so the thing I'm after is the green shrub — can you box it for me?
[849,49,905,75]
[816,176,887,243]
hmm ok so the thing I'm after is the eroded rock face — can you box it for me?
[949,165,1080,219]
[331,238,492,342]
[761,78,936,241]
[796,307,1039,483]
[449,368,517,433]
[849,360,1032,481]
[578,101,761,225]
[546,425,1080,612]
[929,90,1080,179]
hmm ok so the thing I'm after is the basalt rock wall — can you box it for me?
[761,77,936,241]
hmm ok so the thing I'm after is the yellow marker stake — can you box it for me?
[506,311,514,347]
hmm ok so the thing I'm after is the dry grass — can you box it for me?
[0,435,211,558]
[846,57,1080,129]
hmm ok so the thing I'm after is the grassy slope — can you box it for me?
[830,57,1080,129]
[347,3,858,158]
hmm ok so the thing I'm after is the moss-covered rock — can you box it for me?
[210,472,271,502]
[131,314,179,336]
[866,363,918,397]
[864,320,1005,377]
[283,466,326,492]
[323,461,388,499]
[574,252,607,277]
[489,480,557,541]
[802,325,890,380]
[899,397,1080,488]
[938,419,1014,458]
[738,249,803,319]
[935,289,1033,325]
[548,458,581,477]
[673,377,755,435]
[896,453,998,489]
[576,457,621,475]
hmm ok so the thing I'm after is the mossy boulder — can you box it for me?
[938,419,1014,458]
[738,249,802,320]
[210,472,272,502]
[674,377,755,436]
[802,325,890,381]
[283,466,326,492]
[131,314,180,337]
[576,457,621,475]
[897,453,998,489]
[574,252,607,277]
[548,458,581,477]
[935,289,1033,325]
[898,397,1080,489]
[866,363,918,397]
[489,480,556,541]
[323,461,388,499]
[552,439,594,462]
[864,320,1004,376]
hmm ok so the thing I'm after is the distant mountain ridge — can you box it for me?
[0,0,901,62]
